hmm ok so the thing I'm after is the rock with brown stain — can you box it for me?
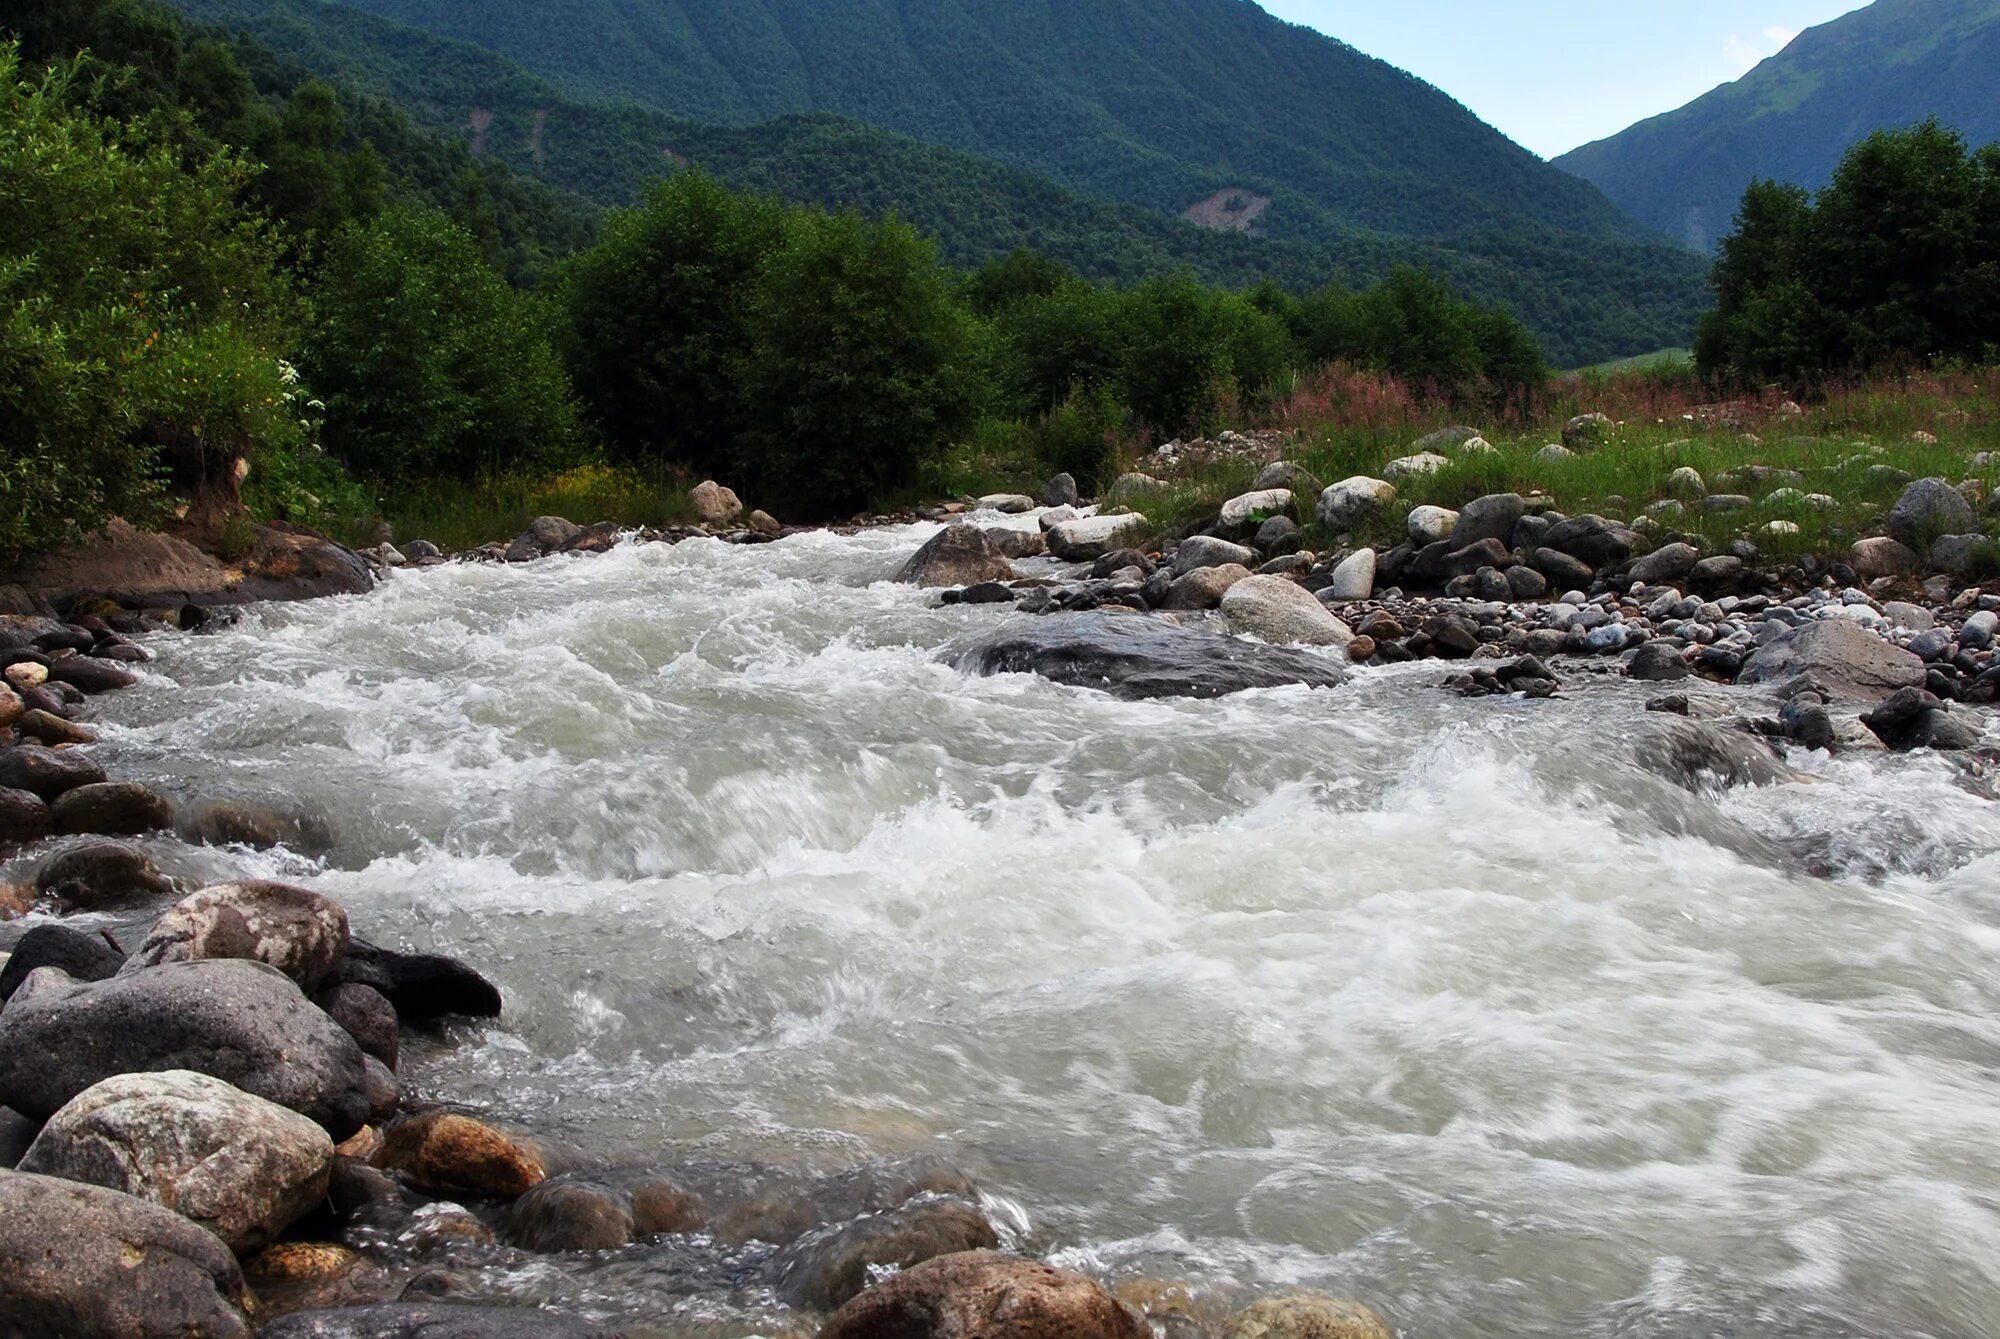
[820,1251,1147,1339]
[374,1110,546,1200]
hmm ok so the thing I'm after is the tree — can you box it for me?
[1118,271,1234,438]
[307,206,582,483]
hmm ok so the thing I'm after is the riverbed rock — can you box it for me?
[375,1110,546,1200]
[505,517,584,564]
[953,612,1347,701]
[504,1168,705,1253]
[0,959,372,1137]
[776,1197,999,1310]
[258,1304,621,1338]
[1738,618,1927,702]
[123,880,349,992]
[1041,474,1079,508]
[0,923,124,1001]
[1631,543,1701,585]
[1886,477,1977,550]
[1046,513,1151,562]
[325,939,503,1021]
[1218,489,1294,537]
[19,1069,334,1251]
[898,526,1017,588]
[1162,564,1253,610]
[1324,549,1377,601]
[1542,515,1633,567]
[1406,505,1458,545]
[1172,535,1256,575]
[0,785,52,843]
[1252,461,1322,496]
[1221,576,1355,648]
[1316,478,1396,530]
[691,481,744,527]
[316,982,400,1070]
[1451,494,1527,548]
[1102,474,1165,507]
[1221,1294,1394,1339]
[1626,642,1690,682]
[821,1251,1147,1339]
[234,525,377,602]
[1562,412,1614,449]
[0,1170,253,1338]
[1863,687,1985,751]
[975,494,1036,515]
[33,839,175,907]
[1633,721,1808,792]
[46,655,138,694]
[0,744,107,801]
[181,801,336,854]
[50,779,174,836]
[17,707,96,745]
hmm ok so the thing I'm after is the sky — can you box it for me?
[1256,1,1875,158]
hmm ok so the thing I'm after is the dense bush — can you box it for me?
[1697,121,2000,384]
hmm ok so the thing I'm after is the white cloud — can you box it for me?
[1723,25,1799,75]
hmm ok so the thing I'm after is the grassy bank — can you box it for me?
[363,463,701,553]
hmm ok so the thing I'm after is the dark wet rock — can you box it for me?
[0,785,52,843]
[1450,494,1527,548]
[1689,555,1746,588]
[0,923,124,1001]
[959,581,1018,605]
[822,1251,1147,1339]
[1542,515,1633,567]
[1040,473,1079,508]
[504,1168,705,1253]
[258,1303,621,1338]
[776,1198,999,1310]
[1738,619,1927,702]
[1091,549,1156,579]
[983,528,1046,561]
[124,880,349,993]
[19,1069,335,1251]
[504,517,584,564]
[0,744,107,800]
[0,1107,33,1168]
[1633,721,1809,792]
[182,801,337,854]
[316,982,400,1070]
[1441,538,1510,579]
[898,525,1017,588]
[952,613,1346,701]
[45,655,138,694]
[1886,478,1978,551]
[0,1170,253,1339]
[50,779,174,836]
[374,1109,544,1200]
[33,840,175,907]
[16,707,97,745]
[236,525,377,602]
[327,1157,401,1218]
[328,939,503,1022]
[0,959,372,1138]
[1625,642,1690,682]
[1505,565,1549,601]
[1864,687,1986,752]
[1531,548,1595,590]
[1779,694,1837,752]
[561,521,624,555]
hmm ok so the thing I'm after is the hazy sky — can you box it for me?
[1257,1,1875,158]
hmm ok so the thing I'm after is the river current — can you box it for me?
[50,520,2000,1337]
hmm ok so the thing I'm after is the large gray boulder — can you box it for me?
[258,1304,621,1338]
[1172,535,1257,575]
[1316,477,1396,530]
[1631,542,1700,585]
[1046,513,1151,562]
[1738,618,1927,702]
[122,880,350,992]
[1217,488,1293,537]
[19,1070,333,1251]
[1886,478,1977,551]
[952,612,1347,701]
[1450,494,1527,548]
[1221,576,1355,648]
[896,525,1017,588]
[0,1170,252,1338]
[0,959,372,1138]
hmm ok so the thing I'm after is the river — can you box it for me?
[64,521,2000,1337]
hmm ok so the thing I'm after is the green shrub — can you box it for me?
[1037,382,1127,493]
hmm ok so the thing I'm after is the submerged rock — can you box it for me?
[258,1304,621,1338]
[374,1110,546,1200]
[952,613,1347,700]
[33,840,175,907]
[822,1251,1147,1339]
[504,1168,706,1253]
[50,779,174,836]
[1222,1294,1396,1339]
[1737,618,1927,702]
[1633,721,1808,793]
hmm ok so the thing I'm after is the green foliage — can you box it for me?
[1036,383,1127,493]
[0,42,303,558]
[307,206,584,484]
[1698,122,2000,383]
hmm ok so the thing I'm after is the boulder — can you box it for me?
[17,707,96,745]
[1863,687,1985,751]
[897,526,1017,588]
[1102,473,1166,507]
[33,840,175,907]
[821,1251,1146,1339]
[1323,549,1376,601]
[1406,505,1458,545]
[504,1168,705,1253]
[1541,515,1633,567]
[1218,489,1294,536]
[975,494,1036,515]
[1316,478,1396,530]
[1625,642,1690,682]
[1633,721,1808,793]
[1412,426,1483,453]
[45,656,138,694]
[0,744,107,801]
[776,1198,999,1309]
[1252,462,1323,496]
[123,880,349,992]
[0,1170,252,1339]
[316,982,400,1070]
[1738,619,1927,702]
[0,785,52,844]
[1222,1295,1394,1339]
[1931,534,1993,577]
[984,527,1047,561]
[16,519,232,608]
[952,612,1348,701]
[505,517,583,564]
[325,939,503,1022]
[1450,494,1527,548]
[0,923,124,1001]
[749,509,783,536]
[258,1305,620,1338]
[233,525,376,602]
[1254,515,1301,556]
[1040,474,1079,508]
[1850,536,1919,580]
[1221,576,1355,648]
[690,481,744,527]
[1665,467,1706,499]
[1173,535,1258,575]
[50,779,174,836]
[374,1110,546,1200]
[1631,543,1700,586]
[1046,513,1151,562]
[1381,452,1449,481]
[1562,412,1614,449]
[0,959,372,1138]
[1161,564,1252,610]
[1886,478,1977,551]
[1531,549,1596,590]
[19,1070,334,1251]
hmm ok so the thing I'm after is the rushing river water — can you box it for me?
[36,520,2000,1337]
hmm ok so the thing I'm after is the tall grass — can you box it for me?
[374,462,701,552]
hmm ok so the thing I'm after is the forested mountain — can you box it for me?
[1558,0,2000,252]
[165,0,1707,366]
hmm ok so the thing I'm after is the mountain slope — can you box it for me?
[322,0,1666,250]
[1558,0,2000,251]
[168,0,1709,365]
